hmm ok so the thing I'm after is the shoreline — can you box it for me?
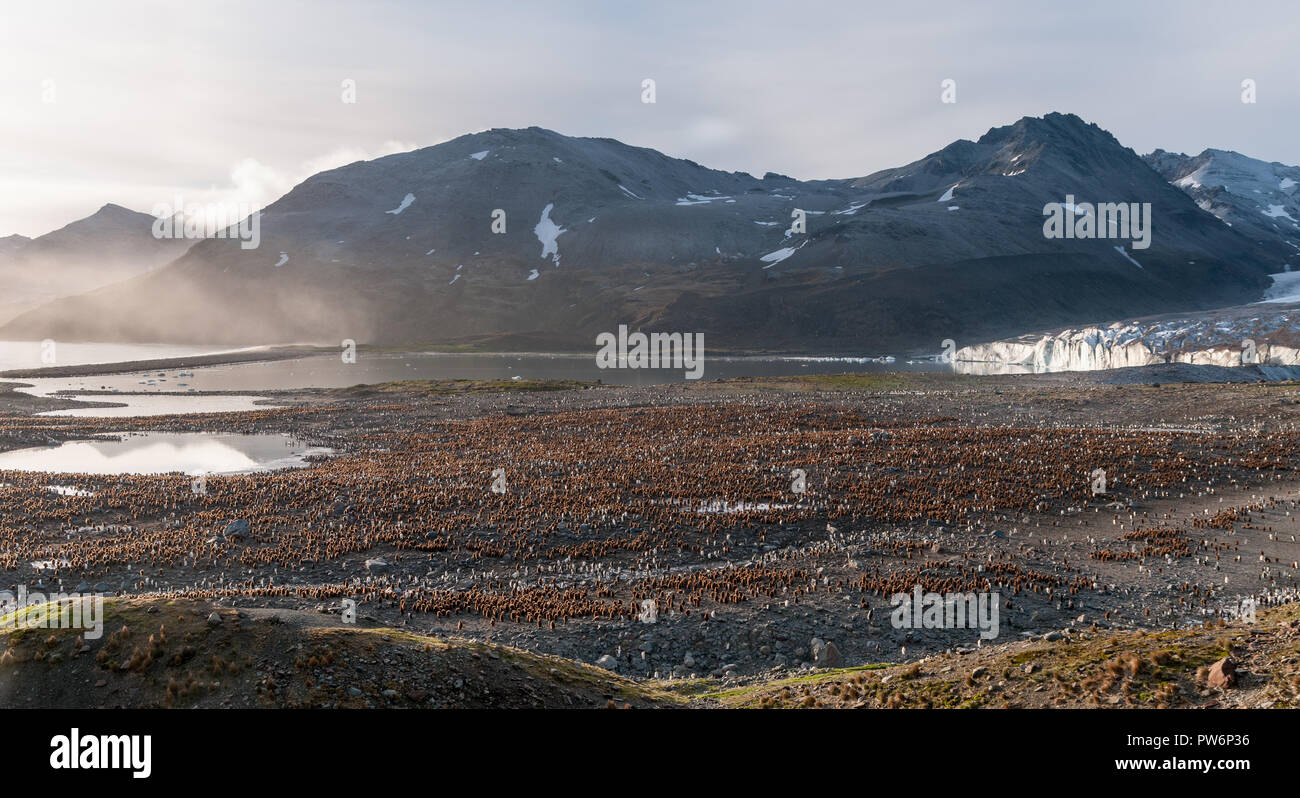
[0,345,322,379]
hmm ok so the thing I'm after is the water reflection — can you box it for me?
[35,394,280,419]
[0,432,331,475]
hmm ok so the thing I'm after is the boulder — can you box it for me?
[812,638,843,668]
[1207,657,1237,689]
[223,519,250,541]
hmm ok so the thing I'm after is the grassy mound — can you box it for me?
[0,598,682,709]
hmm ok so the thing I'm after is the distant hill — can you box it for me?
[0,204,192,325]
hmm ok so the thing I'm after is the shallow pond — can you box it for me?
[0,432,331,475]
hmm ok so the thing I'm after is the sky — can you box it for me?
[1,0,1296,237]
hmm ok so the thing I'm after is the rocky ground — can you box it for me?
[697,600,1300,709]
[2,367,1300,707]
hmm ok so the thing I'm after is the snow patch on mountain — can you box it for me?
[830,201,866,216]
[760,241,807,269]
[676,193,730,206]
[534,203,566,264]
[385,193,415,215]
[1263,204,1296,221]
[1260,271,1300,303]
[1114,245,1143,269]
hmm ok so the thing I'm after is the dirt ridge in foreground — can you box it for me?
[2,597,1296,709]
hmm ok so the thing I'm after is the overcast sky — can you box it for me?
[1,0,1296,237]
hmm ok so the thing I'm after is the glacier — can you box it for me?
[954,318,1300,375]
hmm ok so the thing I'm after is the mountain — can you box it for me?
[1,114,1279,353]
[0,204,193,325]
[1144,148,1300,270]
[0,234,31,258]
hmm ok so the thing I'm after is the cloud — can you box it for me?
[684,118,740,148]
[0,142,420,238]
[207,141,421,219]
[3,0,1298,235]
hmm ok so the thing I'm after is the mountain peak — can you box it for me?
[92,202,146,218]
[978,112,1117,149]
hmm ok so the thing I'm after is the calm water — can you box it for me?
[4,343,951,417]
[0,341,282,417]
[31,393,281,419]
[0,341,249,371]
[0,432,331,475]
